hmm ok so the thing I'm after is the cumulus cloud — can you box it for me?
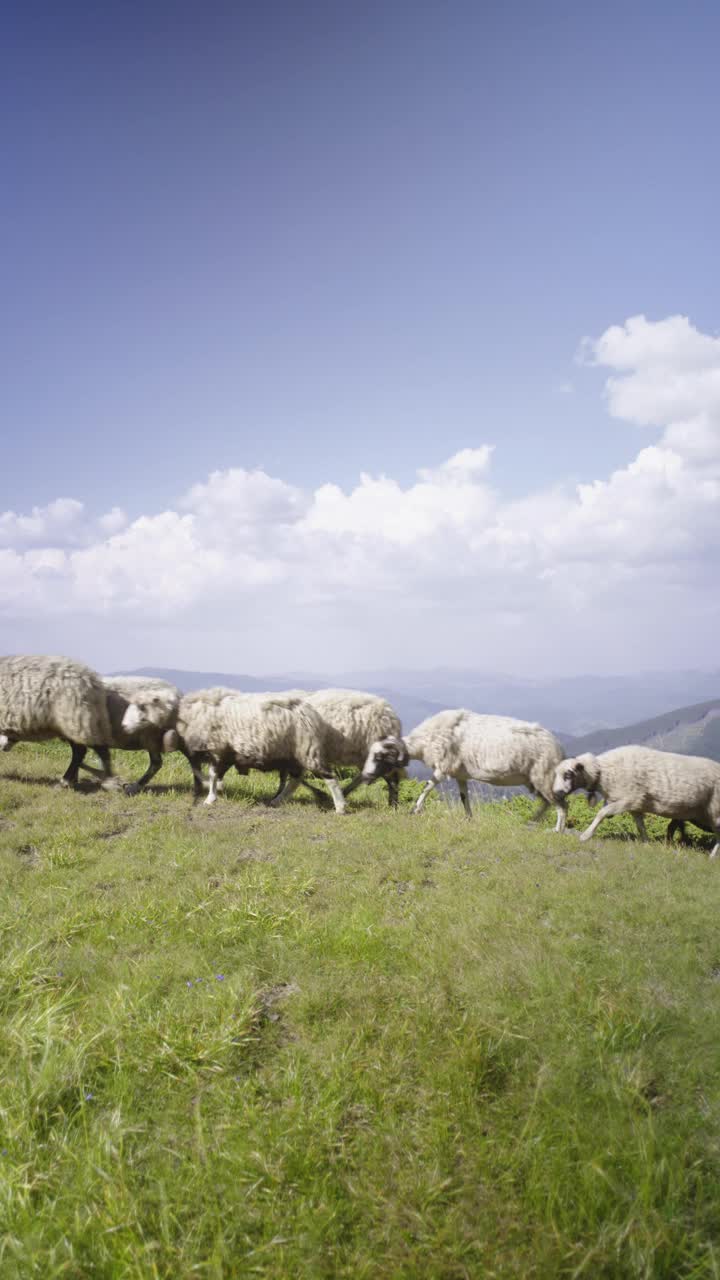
[2,313,720,672]
[0,498,128,550]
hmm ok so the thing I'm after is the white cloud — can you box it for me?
[0,498,129,550]
[2,313,720,673]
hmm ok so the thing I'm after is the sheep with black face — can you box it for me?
[552,746,720,853]
[351,709,567,827]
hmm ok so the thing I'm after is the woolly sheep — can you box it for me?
[160,687,239,796]
[552,746,720,854]
[99,676,181,794]
[168,689,347,812]
[352,709,567,827]
[274,689,403,807]
[0,654,117,788]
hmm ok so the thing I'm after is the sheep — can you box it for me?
[95,676,181,794]
[0,654,117,788]
[552,747,720,854]
[167,689,347,812]
[159,687,239,797]
[352,709,567,828]
[273,689,403,807]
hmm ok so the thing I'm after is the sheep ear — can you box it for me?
[574,761,585,774]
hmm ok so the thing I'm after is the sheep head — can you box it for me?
[552,753,599,800]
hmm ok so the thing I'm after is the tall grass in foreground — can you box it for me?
[1,741,719,1277]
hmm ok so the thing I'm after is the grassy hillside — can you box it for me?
[1,744,720,1277]
[568,698,720,761]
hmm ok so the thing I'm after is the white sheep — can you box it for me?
[97,676,181,794]
[274,689,403,807]
[168,689,347,812]
[0,654,117,788]
[354,709,567,827]
[552,746,720,854]
[159,687,239,797]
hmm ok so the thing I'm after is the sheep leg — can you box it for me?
[125,751,164,796]
[298,776,335,806]
[95,746,124,791]
[579,800,629,842]
[268,768,288,802]
[341,770,366,798]
[633,813,648,842]
[528,797,549,824]
[412,777,438,814]
[666,819,686,845]
[270,776,301,807]
[457,778,472,817]
[61,742,87,787]
[210,758,235,794]
[322,775,347,814]
[185,753,207,798]
[384,770,400,809]
[77,745,122,790]
[204,762,221,806]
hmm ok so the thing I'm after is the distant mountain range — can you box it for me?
[565,699,720,760]
[113,666,720,764]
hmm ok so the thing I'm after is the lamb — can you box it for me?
[97,676,181,794]
[167,689,347,812]
[352,709,567,827]
[0,654,117,788]
[552,746,720,854]
[274,689,403,807]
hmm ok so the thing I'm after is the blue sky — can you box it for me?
[2,1,720,676]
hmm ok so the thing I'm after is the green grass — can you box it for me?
[1,742,720,1277]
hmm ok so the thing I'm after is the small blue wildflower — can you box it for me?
[186,980,193,987]
[1,1149,7,1156]
[85,1093,94,1101]
[216,974,225,981]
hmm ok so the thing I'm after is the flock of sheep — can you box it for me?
[1,654,719,855]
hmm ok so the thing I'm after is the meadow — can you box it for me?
[1,742,720,1278]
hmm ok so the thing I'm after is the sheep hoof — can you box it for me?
[124,782,142,797]
[203,795,216,807]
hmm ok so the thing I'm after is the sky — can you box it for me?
[2,0,720,677]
